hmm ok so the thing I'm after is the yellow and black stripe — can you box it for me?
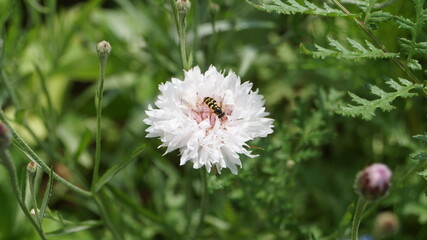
[203,97,225,118]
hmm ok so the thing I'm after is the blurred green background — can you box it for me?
[0,0,426,239]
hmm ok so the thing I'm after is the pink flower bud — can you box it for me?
[0,123,12,150]
[354,163,392,201]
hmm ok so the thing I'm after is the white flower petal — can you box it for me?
[144,66,274,174]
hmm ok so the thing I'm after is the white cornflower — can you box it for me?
[144,66,273,174]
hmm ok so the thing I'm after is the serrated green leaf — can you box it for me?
[369,11,393,22]
[395,0,427,62]
[337,78,422,120]
[398,77,413,86]
[328,37,350,53]
[395,16,416,33]
[348,92,369,105]
[417,169,427,180]
[366,11,394,30]
[347,38,367,52]
[246,0,356,17]
[412,152,427,162]
[399,38,427,55]
[408,59,422,70]
[413,134,427,142]
[94,144,146,192]
[304,37,399,60]
[386,78,402,90]
[368,84,387,97]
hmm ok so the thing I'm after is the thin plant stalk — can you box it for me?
[363,0,377,23]
[91,43,109,193]
[208,0,218,64]
[0,70,61,160]
[394,159,427,191]
[351,197,368,240]
[0,150,46,240]
[192,171,208,239]
[94,193,124,240]
[0,110,92,198]
[28,171,40,223]
[0,71,21,108]
[90,41,121,239]
[169,0,190,70]
[179,14,189,70]
[331,0,422,86]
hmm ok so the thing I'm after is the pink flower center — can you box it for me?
[191,97,229,127]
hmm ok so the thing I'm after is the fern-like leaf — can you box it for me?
[302,37,399,60]
[366,11,394,30]
[246,0,355,17]
[408,59,422,70]
[395,16,416,34]
[399,38,427,56]
[395,0,427,64]
[337,78,422,120]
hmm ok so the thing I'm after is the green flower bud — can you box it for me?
[176,0,191,14]
[27,161,38,174]
[96,40,112,59]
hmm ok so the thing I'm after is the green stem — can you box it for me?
[0,69,60,160]
[363,0,377,23]
[91,48,107,193]
[0,70,22,108]
[351,197,368,240]
[179,15,189,70]
[0,150,46,240]
[395,160,427,190]
[0,110,92,198]
[193,171,208,239]
[331,0,422,87]
[94,192,124,240]
[208,0,218,64]
[169,0,190,70]
[28,171,41,223]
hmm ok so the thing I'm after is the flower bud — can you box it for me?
[176,0,191,14]
[373,211,399,238]
[354,163,392,201]
[0,123,12,150]
[96,40,112,58]
[27,161,38,174]
[209,2,219,15]
[286,159,295,168]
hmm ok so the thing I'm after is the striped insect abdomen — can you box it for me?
[203,97,225,118]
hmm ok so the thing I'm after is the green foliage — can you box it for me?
[395,0,427,69]
[0,0,427,239]
[365,11,394,30]
[94,144,145,192]
[337,78,422,120]
[399,38,427,56]
[246,0,352,16]
[302,37,399,60]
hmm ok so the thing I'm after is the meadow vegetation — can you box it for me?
[0,0,426,239]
